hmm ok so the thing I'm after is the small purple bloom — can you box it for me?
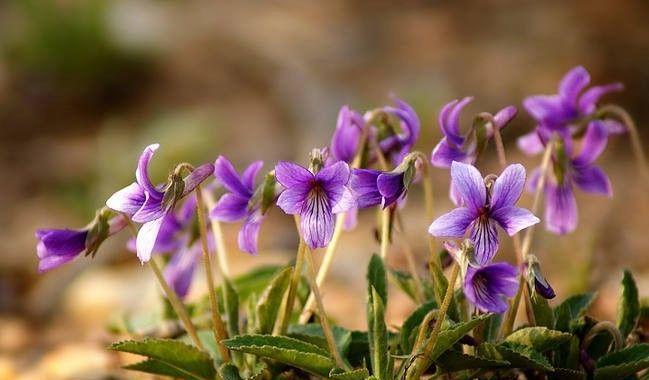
[210,156,265,255]
[275,161,355,249]
[36,215,127,273]
[329,106,365,164]
[518,66,624,156]
[531,120,612,234]
[163,242,202,299]
[350,168,408,209]
[431,98,517,168]
[464,262,519,313]
[429,162,540,264]
[106,144,213,262]
[377,98,420,166]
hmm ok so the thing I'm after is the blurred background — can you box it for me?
[1,0,648,378]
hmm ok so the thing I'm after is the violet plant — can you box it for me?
[35,67,649,380]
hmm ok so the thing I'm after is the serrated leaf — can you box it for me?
[530,290,555,329]
[549,368,587,380]
[367,254,387,305]
[429,314,491,361]
[256,267,292,334]
[110,338,216,380]
[329,367,370,380]
[399,301,436,354]
[617,270,640,338]
[220,363,243,380]
[554,293,597,332]
[504,327,572,352]
[367,286,389,380]
[223,334,334,377]
[435,350,509,371]
[496,342,553,372]
[288,323,353,358]
[594,344,649,380]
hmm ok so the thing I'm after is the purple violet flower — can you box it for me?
[329,106,365,164]
[429,162,540,265]
[106,144,213,262]
[431,98,517,168]
[376,98,420,166]
[518,66,624,156]
[464,262,519,313]
[163,240,202,300]
[275,161,355,249]
[210,156,265,254]
[350,168,409,209]
[36,215,127,273]
[530,120,612,234]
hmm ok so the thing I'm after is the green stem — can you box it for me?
[276,217,307,334]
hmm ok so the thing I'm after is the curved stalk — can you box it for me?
[202,190,231,277]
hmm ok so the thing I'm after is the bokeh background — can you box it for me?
[1,1,648,378]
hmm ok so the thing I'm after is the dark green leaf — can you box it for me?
[595,344,649,380]
[429,314,491,361]
[504,327,572,352]
[367,254,387,305]
[288,323,353,358]
[110,338,216,380]
[474,313,502,344]
[530,289,555,329]
[399,301,436,354]
[554,293,597,332]
[232,266,284,302]
[223,335,334,377]
[549,368,587,380]
[367,286,389,380]
[125,359,200,379]
[329,367,370,380]
[220,363,243,380]
[256,267,292,334]
[496,342,553,372]
[435,350,509,372]
[223,278,240,337]
[617,270,640,338]
[428,260,459,321]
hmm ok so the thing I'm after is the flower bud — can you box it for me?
[524,255,556,299]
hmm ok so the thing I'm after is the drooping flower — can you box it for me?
[429,162,540,264]
[518,66,624,156]
[530,120,612,234]
[106,144,213,262]
[275,160,355,249]
[163,240,202,299]
[524,255,556,299]
[210,156,265,254]
[329,106,366,164]
[36,213,127,273]
[375,98,420,166]
[431,98,517,168]
[464,262,519,313]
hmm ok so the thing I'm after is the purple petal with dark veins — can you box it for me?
[490,164,526,211]
[300,190,334,249]
[275,161,314,190]
[214,156,252,198]
[430,137,474,169]
[491,206,540,236]
[450,161,486,213]
[464,262,518,313]
[132,192,165,223]
[136,144,164,199]
[469,217,500,265]
[428,207,476,238]
[350,169,382,208]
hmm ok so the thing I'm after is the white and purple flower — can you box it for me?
[275,161,355,249]
[106,144,213,262]
[429,162,539,265]
[210,156,265,255]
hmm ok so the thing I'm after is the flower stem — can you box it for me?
[123,217,205,350]
[202,190,231,277]
[379,207,391,260]
[276,217,307,334]
[194,185,231,362]
[303,244,348,369]
[298,213,345,324]
[600,104,649,187]
[500,140,555,339]
[406,262,460,380]
[394,215,426,303]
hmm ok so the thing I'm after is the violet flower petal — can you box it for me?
[428,207,476,237]
[430,137,473,169]
[136,217,166,262]
[491,206,540,236]
[330,106,363,163]
[573,165,612,196]
[517,131,545,156]
[131,192,165,223]
[450,161,486,212]
[241,161,264,191]
[578,83,624,114]
[468,217,500,265]
[377,171,405,208]
[164,244,200,299]
[214,156,253,198]
[545,181,578,235]
[238,210,263,255]
[491,164,526,211]
[573,121,608,166]
[275,161,314,190]
[464,262,518,313]
[106,182,145,215]
[210,193,250,222]
[300,191,334,249]
[182,163,215,197]
[136,144,164,199]
[316,161,351,191]
[558,66,590,106]
[350,169,382,208]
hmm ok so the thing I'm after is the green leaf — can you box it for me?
[549,368,587,380]
[504,327,572,352]
[232,265,284,302]
[223,278,240,337]
[399,301,436,354]
[554,293,597,332]
[595,344,649,380]
[219,363,243,380]
[329,367,370,380]
[223,334,335,377]
[617,270,640,338]
[478,313,503,344]
[435,350,509,372]
[288,323,353,358]
[429,314,491,361]
[110,338,216,380]
[347,331,370,368]
[367,286,389,380]
[495,342,553,372]
[530,290,555,329]
[428,260,459,322]
[390,269,433,303]
[367,254,387,305]
[256,267,292,334]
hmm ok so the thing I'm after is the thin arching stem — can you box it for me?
[124,217,204,350]
[202,190,231,277]
[276,216,307,334]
